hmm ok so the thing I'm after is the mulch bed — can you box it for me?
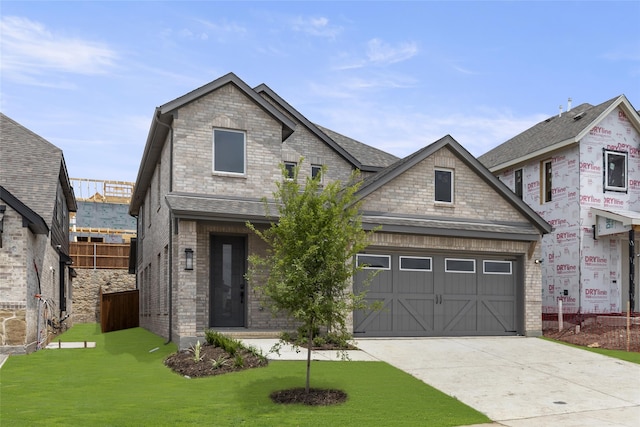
[270,388,348,405]
[164,344,267,378]
[164,341,349,406]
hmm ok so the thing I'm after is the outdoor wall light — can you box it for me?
[534,258,543,264]
[185,248,194,270]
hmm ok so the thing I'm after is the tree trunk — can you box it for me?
[305,322,313,393]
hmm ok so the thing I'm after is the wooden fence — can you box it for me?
[70,242,130,269]
[100,289,139,333]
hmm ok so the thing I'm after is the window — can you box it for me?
[514,169,523,199]
[604,150,627,192]
[356,254,391,270]
[483,260,512,274]
[213,129,245,174]
[542,160,552,203]
[311,164,323,182]
[400,256,432,271]
[435,168,453,203]
[445,258,476,273]
[284,161,297,180]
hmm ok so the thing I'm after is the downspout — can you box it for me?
[154,112,174,344]
[630,229,635,312]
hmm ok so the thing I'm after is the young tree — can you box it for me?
[247,161,374,393]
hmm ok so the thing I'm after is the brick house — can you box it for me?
[129,72,550,348]
[0,113,77,354]
[479,95,640,315]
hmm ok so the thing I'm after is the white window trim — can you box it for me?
[603,150,628,192]
[311,164,323,183]
[212,128,246,176]
[541,159,552,203]
[434,168,454,204]
[483,260,513,275]
[356,254,391,270]
[399,256,433,272]
[284,161,297,180]
[444,258,476,273]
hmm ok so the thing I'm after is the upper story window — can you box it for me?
[434,168,453,203]
[284,161,297,180]
[213,129,245,175]
[514,169,523,199]
[311,164,323,182]
[542,160,552,203]
[604,150,627,192]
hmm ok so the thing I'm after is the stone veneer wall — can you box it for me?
[72,269,136,323]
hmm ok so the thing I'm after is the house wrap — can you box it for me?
[480,95,640,315]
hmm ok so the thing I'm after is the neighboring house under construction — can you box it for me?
[69,178,137,323]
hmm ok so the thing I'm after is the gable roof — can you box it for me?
[0,185,49,234]
[0,113,76,227]
[130,72,298,214]
[356,134,552,236]
[313,124,398,170]
[254,83,398,171]
[479,95,640,172]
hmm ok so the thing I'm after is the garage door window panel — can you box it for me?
[400,256,432,271]
[356,254,391,270]
[483,261,512,275]
[445,258,476,273]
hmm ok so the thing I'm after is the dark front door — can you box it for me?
[210,235,246,327]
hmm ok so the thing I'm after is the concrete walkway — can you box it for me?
[242,336,640,427]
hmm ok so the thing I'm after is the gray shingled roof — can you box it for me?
[361,213,541,241]
[165,193,277,223]
[314,124,399,170]
[478,96,621,170]
[0,113,76,227]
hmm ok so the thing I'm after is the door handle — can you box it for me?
[240,284,245,304]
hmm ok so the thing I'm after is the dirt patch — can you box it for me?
[270,388,348,405]
[164,344,267,378]
[543,323,640,352]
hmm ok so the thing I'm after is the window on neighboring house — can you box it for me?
[434,168,453,203]
[213,129,245,174]
[514,169,523,199]
[542,160,552,203]
[284,161,297,180]
[604,150,627,192]
[311,164,323,182]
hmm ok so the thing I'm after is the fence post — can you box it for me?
[558,299,563,331]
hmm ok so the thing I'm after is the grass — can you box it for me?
[540,337,640,364]
[1,324,490,427]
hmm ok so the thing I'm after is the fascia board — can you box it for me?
[488,137,579,173]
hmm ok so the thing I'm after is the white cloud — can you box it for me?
[196,18,247,41]
[0,16,119,79]
[291,16,342,39]
[313,103,546,159]
[366,38,418,65]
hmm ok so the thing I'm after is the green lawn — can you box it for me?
[1,324,490,426]
[540,337,640,364]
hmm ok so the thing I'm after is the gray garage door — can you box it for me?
[353,252,521,337]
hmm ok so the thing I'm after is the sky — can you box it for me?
[1,1,639,184]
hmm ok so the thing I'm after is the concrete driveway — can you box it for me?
[356,337,640,427]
